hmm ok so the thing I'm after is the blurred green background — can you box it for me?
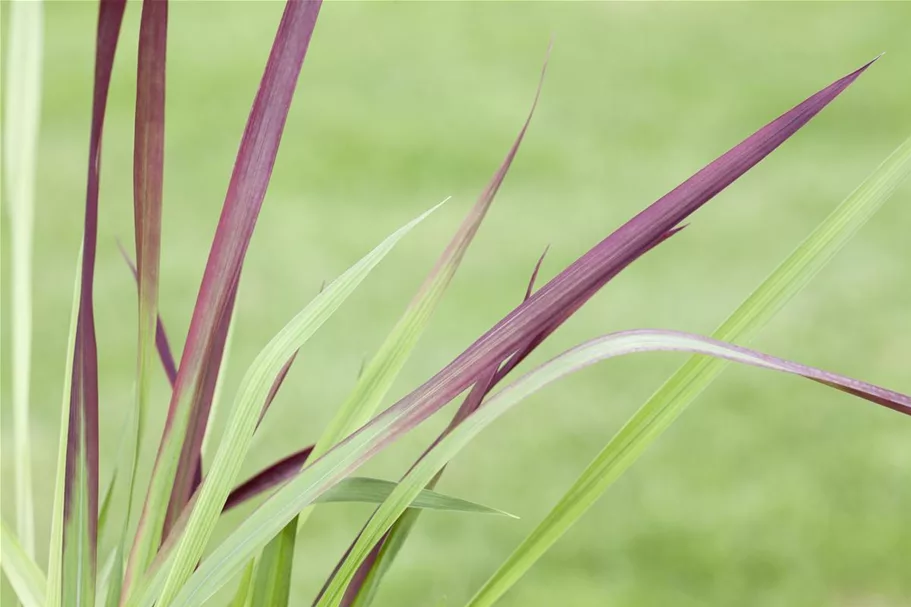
[3,2,911,605]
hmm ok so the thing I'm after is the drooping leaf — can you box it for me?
[317,328,911,605]
[61,2,127,605]
[0,519,46,607]
[164,59,877,607]
[467,133,911,606]
[124,0,324,591]
[2,0,43,560]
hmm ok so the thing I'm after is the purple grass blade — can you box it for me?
[489,225,687,394]
[320,326,911,606]
[328,250,552,606]
[257,351,299,427]
[297,48,556,607]
[61,1,126,603]
[223,445,315,511]
[119,241,178,386]
[126,0,323,585]
[164,281,238,533]
[126,0,168,539]
[338,59,878,462]
[314,62,876,604]
[524,246,549,301]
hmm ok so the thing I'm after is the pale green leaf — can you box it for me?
[3,0,43,561]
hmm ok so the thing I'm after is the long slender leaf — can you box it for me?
[317,328,911,605]
[125,0,324,590]
[335,249,552,607]
[316,478,513,515]
[46,246,84,607]
[163,283,238,533]
[143,200,442,607]
[98,547,120,607]
[229,561,256,607]
[0,520,46,607]
[163,60,877,607]
[251,45,551,607]
[328,230,674,607]
[62,3,127,605]
[3,0,43,560]
[467,133,911,605]
[115,9,169,607]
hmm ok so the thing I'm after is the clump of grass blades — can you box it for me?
[1,2,910,607]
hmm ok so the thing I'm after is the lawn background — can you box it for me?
[2,2,911,605]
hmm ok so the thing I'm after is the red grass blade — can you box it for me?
[257,352,298,427]
[125,0,168,539]
[61,1,127,603]
[223,445,314,511]
[340,58,878,464]
[310,59,877,605]
[125,0,324,586]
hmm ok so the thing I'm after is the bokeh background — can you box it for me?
[3,2,911,605]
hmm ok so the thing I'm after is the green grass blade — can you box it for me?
[338,253,548,607]
[229,561,256,607]
[319,478,513,515]
[316,324,911,606]
[311,58,546,462]
[98,547,121,607]
[46,245,84,607]
[168,317,910,607]
[146,201,442,607]
[248,525,294,607]
[3,0,43,560]
[255,54,547,605]
[246,476,511,607]
[0,519,46,607]
[466,134,911,606]
[126,3,322,585]
[122,0,168,575]
[123,470,501,607]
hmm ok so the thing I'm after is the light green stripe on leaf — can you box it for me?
[3,0,43,561]
[466,135,911,606]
